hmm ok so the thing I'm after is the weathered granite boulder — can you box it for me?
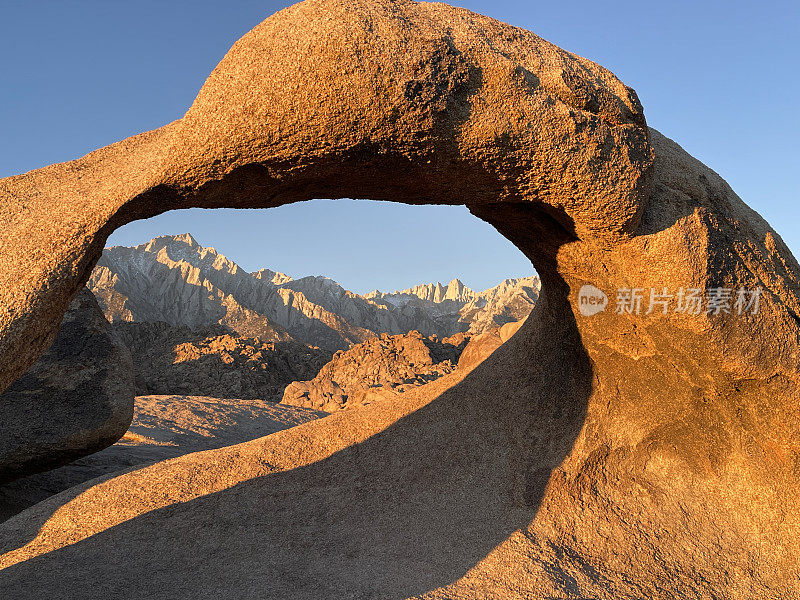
[457,319,525,371]
[0,289,134,483]
[0,0,798,598]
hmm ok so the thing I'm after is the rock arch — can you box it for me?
[0,0,653,394]
[1,0,799,596]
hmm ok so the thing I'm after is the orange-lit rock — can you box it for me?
[0,0,798,597]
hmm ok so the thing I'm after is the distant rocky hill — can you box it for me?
[281,330,469,412]
[366,277,540,335]
[88,234,539,351]
[113,322,331,400]
[281,319,526,413]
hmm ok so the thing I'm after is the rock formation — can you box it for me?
[282,330,467,411]
[1,0,799,597]
[0,289,135,483]
[89,233,538,350]
[112,321,331,399]
[456,319,525,371]
[0,395,324,521]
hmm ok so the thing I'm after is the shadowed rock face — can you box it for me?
[1,0,799,597]
[0,289,135,483]
[0,395,324,521]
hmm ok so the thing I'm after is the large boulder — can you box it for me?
[457,319,525,371]
[0,289,135,483]
[0,0,798,598]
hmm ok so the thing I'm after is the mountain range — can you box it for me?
[88,234,539,351]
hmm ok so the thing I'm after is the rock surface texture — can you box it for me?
[282,330,467,411]
[1,0,799,598]
[0,289,135,483]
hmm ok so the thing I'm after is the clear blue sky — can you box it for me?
[2,1,798,293]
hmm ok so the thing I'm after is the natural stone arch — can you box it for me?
[0,0,653,394]
[1,0,800,596]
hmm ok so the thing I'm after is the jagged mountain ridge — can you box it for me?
[366,276,540,332]
[88,234,539,351]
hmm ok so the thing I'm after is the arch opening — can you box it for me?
[0,0,661,592]
[0,199,567,507]
[0,193,595,599]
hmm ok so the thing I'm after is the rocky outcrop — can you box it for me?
[456,319,525,371]
[112,321,332,399]
[0,0,651,409]
[1,0,799,598]
[281,330,467,411]
[0,395,324,521]
[90,234,538,350]
[0,289,135,483]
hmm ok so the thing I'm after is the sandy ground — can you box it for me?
[0,395,326,520]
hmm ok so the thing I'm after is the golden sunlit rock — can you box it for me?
[0,0,798,597]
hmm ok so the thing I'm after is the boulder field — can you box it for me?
[0,0,799,597]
